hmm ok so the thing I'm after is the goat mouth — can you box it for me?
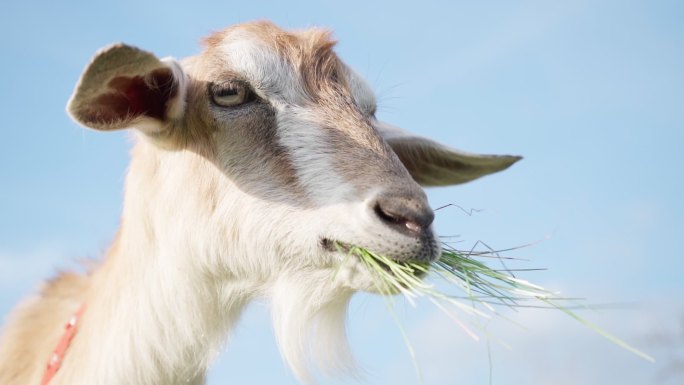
[320,237,340,253]
[320,238,429,279]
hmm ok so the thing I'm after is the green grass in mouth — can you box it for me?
[339,241,654,364]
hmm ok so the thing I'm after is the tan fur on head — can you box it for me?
[205,21,345,100]
[0,21,520,385]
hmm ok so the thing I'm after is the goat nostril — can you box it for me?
[372,199,433,236]
[373,203,401,225]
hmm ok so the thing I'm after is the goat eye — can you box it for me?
[212,83,250,107]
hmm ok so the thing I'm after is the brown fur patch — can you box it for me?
[172,66,306,203]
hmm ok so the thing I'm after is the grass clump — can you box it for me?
[342,241,654,363]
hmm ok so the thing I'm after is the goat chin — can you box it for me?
[270,272,357,384]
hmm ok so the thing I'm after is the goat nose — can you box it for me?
[372,193,435,236]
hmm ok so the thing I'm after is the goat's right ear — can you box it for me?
[67,44,187,133]
[377,121,522,186]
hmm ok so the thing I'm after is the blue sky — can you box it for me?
[1,1,683,384]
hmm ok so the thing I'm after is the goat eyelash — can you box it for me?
[209,81,258,107]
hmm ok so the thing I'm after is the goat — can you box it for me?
[0,21,520,385]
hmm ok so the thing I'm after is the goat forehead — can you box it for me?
[220,36,302,102]
[203,22,344,103]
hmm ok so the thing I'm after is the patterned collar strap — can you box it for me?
[40,304,86,385]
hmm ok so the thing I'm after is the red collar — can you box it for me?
[41,304,86,385]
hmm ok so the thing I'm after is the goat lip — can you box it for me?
[319,238,429,278]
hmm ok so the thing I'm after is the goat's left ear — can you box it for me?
[67,43,186,133]
[377,122,522,186]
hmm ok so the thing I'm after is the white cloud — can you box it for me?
[380,295,684,385]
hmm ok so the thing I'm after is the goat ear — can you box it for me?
[67,44,186,133]
[377,121,522,186]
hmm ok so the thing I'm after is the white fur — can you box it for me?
[221,34,307,104]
